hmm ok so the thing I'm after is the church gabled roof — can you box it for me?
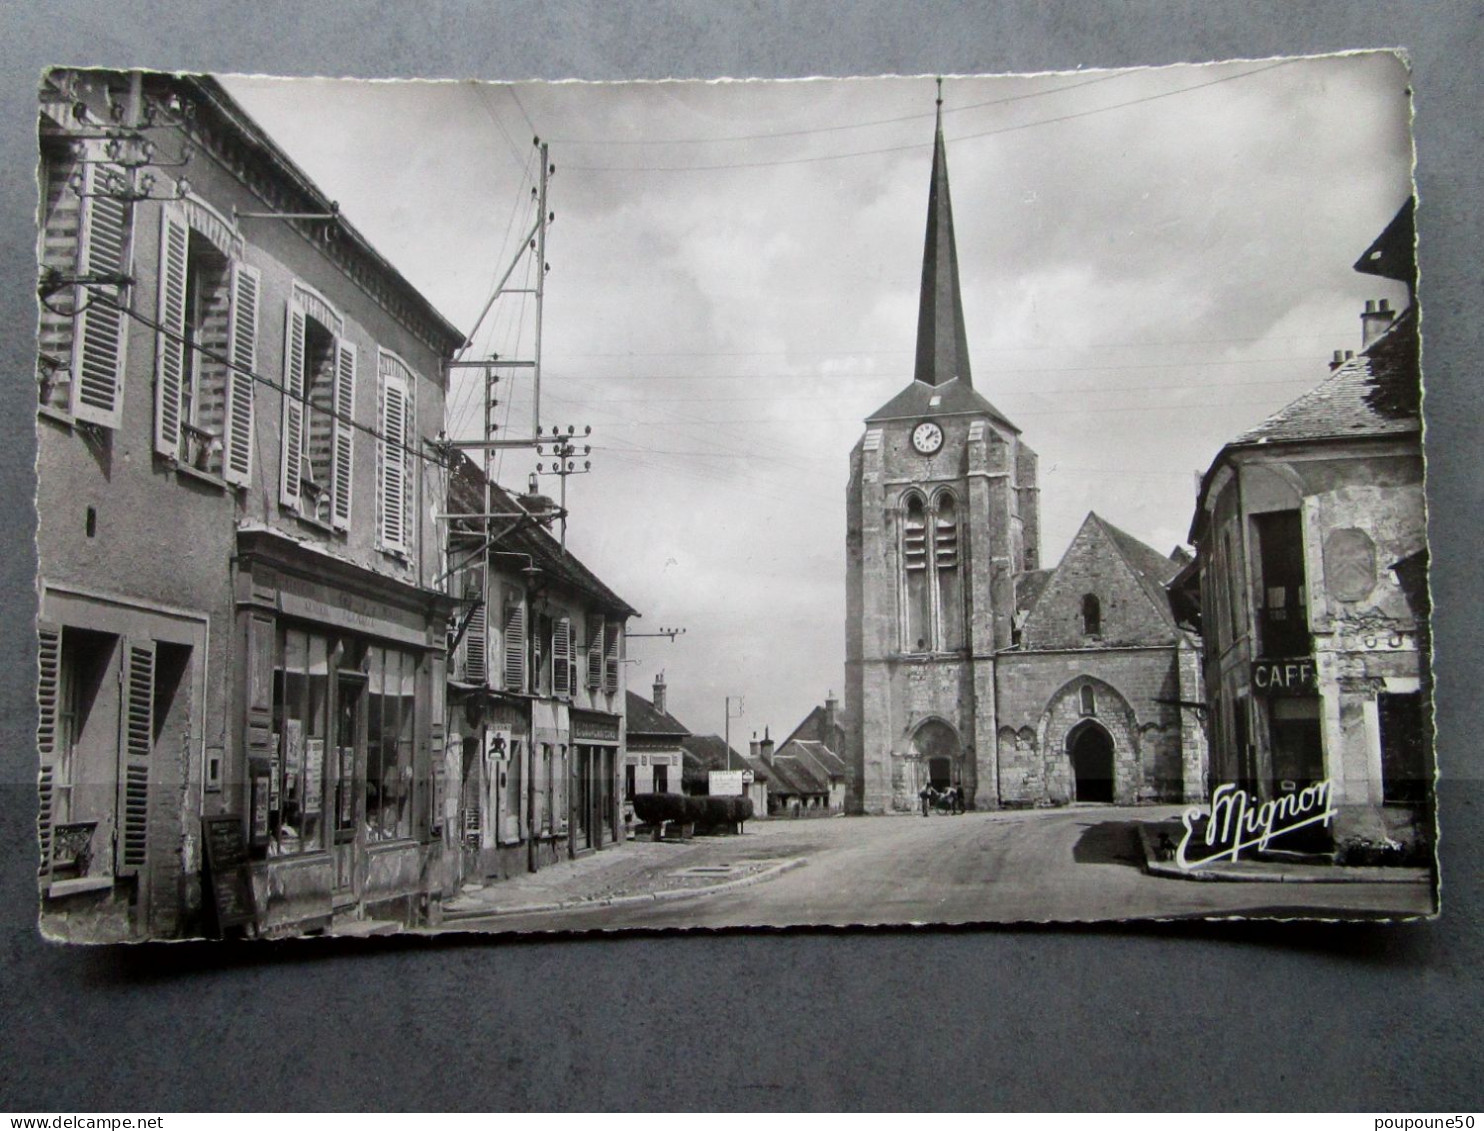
[864,91,1019,432]
[1020,512,1183,643]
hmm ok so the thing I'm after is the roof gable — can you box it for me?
[1020,512,1181,647]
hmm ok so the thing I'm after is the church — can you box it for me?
[844,100,1208,815]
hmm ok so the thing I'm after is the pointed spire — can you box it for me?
[913,79,973,389]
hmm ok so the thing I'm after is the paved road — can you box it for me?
[456,806,1435,933]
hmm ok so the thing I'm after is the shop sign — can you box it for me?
[1251,657,1316,694]
[201,815,257,935]
[275,572,428,647]
[709,770,745,796]
[1175,780,1335,870]
[572,712,620,743]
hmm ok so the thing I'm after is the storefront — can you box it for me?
[234,530,450,934]
[572,709,622,852]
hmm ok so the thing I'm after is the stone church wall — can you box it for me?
[1020,524,1176,651]
[994,648,1188,805]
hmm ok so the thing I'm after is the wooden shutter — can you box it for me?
[37,622,61,875]
[280,302,306,507]
[331,339,356,528]
[586,616,604,690]
[379,368,408,552]
[71,162,131,428]
[603,620,621,695]
[463,566,487,685]
[153,207,189,458]
[553,616,572,697]
[223,262,259,487]
[502,596,526,692]
[116,639,155,875]
[401,379,416,552]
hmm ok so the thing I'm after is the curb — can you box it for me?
[1137,826,1429,884]
[442,856,808,923]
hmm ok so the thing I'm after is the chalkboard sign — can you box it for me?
[201,815,257,936]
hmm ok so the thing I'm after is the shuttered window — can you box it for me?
[377,351,417,554]
[36,623,61,876]
[280,301,307,507]
[502,595,526,692]
[586,616,604,690]
[553,615,573,697]
[153,207,189,458]
[603,620,621,695]
[116,640,155,875]
[331,341,356,528]
[461,564,487,685]
[223,263,259,486]
[70,160,132,428]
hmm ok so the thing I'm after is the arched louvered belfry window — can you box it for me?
[902,493,932,652]
[934,490,964,651]
[1082,594,1102,637]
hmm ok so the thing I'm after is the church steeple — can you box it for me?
[913,81,973,389]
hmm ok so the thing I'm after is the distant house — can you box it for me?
[624,673,688,806]
[764,693,849,814]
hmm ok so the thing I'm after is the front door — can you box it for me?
[332,672,366,903]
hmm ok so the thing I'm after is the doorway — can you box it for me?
[332,671,366,904]
[1068,722,1115,803]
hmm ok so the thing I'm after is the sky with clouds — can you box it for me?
[221,52,1413,743]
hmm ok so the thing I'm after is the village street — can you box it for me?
[442,806,1435,934]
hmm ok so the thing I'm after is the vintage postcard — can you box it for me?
[33,54,1434,941]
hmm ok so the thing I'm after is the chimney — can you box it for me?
[760,726,775,764]
[824,690,839,740]
[749,730,761,759]
[652,671,667,715]
[1361,298,1395,351]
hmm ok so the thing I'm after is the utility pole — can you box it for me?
[724,696,745,773]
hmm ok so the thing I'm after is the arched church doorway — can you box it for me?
[1068,721,1115,803]
[912,719,961,794]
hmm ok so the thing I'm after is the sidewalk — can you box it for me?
[440,831,805,923]
[1136,821,1431,884]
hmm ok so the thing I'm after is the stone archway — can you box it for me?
[911,718,962,795]
[1067,719,1115,803]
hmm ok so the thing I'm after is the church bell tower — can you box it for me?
[844,85,1041,814]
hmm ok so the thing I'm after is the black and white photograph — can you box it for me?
[33,53,1434,943]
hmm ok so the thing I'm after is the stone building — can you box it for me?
[1187,200,1429,855]
[844,101,1207,815]
[35,69,465,938]
[445,452,634,889]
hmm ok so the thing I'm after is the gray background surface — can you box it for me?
[1,1,1480,1112]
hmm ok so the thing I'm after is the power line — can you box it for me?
[567,60,1292,173]
[507,85,537,139]
[546,70,1132,147]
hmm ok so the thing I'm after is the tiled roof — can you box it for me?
[449,450,638,618]
[779,703,847,752]
[865,377,1019,433]
[625,690,690,738]
[1091,513,1183,631]
[679,733,747,773]
[1232,308,1420,446]
[786,740,846,778]
[763,753,826,797]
